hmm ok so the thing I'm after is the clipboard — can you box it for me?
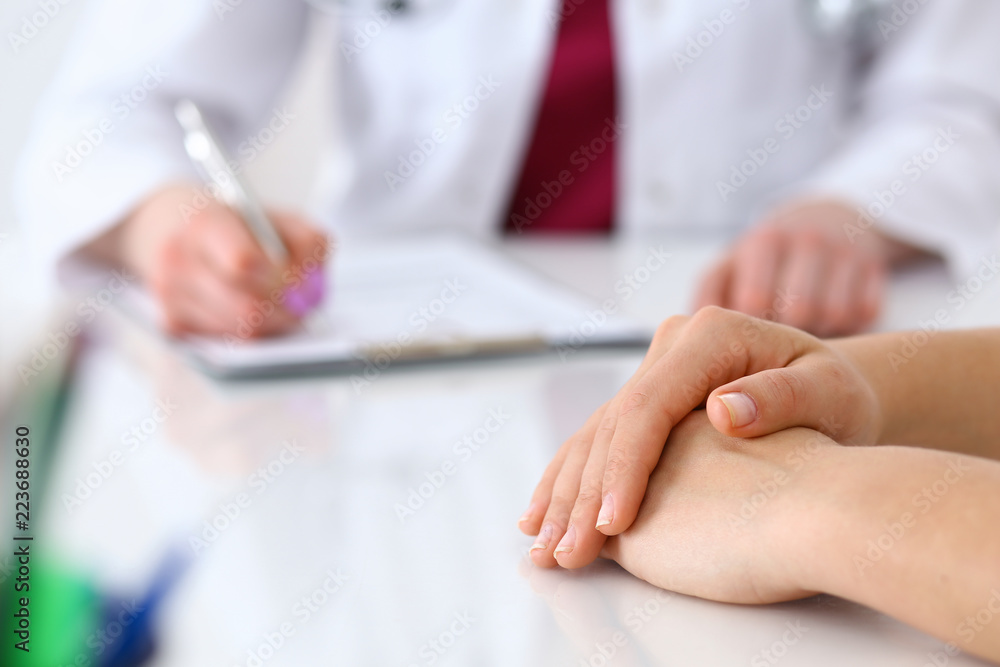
[171,235,653,378]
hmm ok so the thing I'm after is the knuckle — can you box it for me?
[692,304,728,327]
[693,304,745,338]
[574,486,602,509]
[618,390,652,418]
[820,358,852,391]
[547,494,576,518]
[602,456,633,486]
[794,225,829,248]
[596,411,618,437]
[654,314,688,342]
[762,370,805,415]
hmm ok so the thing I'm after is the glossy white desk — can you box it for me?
[38,235,1000,666]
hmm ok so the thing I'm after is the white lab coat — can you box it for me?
[15,0,1000,281]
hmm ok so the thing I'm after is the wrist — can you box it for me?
[828,335,896,446]
[781,443,890,599]
[772,439,856,596]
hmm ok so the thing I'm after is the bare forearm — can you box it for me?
[833,330,1000,458]
[807,445,1000,662]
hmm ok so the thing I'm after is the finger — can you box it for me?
[194,207,277,296]
[161,290,220,336]
[816,250,863,337]
[186,270,300,338]
[729,227,783,318]
[706,358,855,438]
[573,317,690,545]
[271,211,333,267]
[166,278,299,338]
[553,434,615,569]
[161,282,249,337]
[167,242,299,337]
[693,256,733,310]
[598,307,807,536]
[519,405,605,536]
[546,397,622,568]
[529,437,593,569]
[153,245,235,336]
[524,317,688,542]
[774,230,829,333]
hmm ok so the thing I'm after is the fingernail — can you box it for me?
[529,524,553,553]
[518,502,538,526]
[596,493,614,528]
[554,525,577,556]
[718,392,758,428]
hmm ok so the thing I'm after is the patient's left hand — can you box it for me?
[601,411,836,605]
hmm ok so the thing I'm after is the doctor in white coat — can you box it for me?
[15,0,1000,337]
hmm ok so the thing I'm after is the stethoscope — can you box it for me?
[801,0,895,38]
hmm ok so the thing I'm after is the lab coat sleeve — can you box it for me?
[13,0,309,282]
[789,2,1000,279]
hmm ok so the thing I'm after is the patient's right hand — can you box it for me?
[117,185,330,337]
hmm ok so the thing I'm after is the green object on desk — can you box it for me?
[1,559,102,667]
[2,329,101,666]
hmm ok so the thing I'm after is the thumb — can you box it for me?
[706,363,834,438]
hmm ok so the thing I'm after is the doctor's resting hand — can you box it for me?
[86,185,331,337]
[521,307,1000,661]
[694,199,921,337]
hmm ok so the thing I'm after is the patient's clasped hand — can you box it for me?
[521,307,1000,662]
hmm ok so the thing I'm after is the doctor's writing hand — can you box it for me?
[518,307,881,571]
[117,185,331,337]
[694,199,916,337]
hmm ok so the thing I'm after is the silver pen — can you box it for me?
[174,99,290,267]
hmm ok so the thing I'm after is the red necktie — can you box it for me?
[504,0,618,235]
